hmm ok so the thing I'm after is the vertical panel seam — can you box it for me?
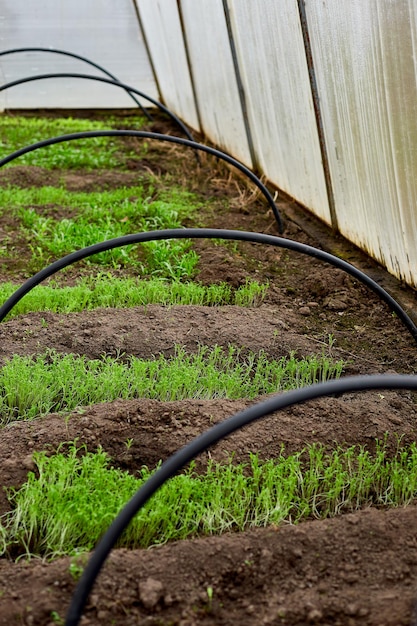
[131,0,163,104]
[297,0,339,231]
[177,0,204,133]
[222,0,258,172]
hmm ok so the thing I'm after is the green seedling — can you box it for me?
[2,439,417,559]
[50,611,64,625]
[0,346,345,425]
[68,552,88,581]
[0,115,146,169]
[0,276,268,320]
[206,586,214,612]
[3,185,198,275]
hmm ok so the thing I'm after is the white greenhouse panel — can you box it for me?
[179,0,252,167]
[227,0,331,223]
[305,0,417,287]
[0,0,158,109]
[136,0,200,131]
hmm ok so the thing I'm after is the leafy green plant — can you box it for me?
[0,183,209,277]
[68,552,88,581]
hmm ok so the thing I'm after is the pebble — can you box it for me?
[299,306,311,316]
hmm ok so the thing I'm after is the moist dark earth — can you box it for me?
[0,110,417,626]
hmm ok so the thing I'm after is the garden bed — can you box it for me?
[0,110,416,625]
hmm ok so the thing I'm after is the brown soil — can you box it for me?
[0,110,417,626]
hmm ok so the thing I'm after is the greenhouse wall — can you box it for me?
[137,0,200,131]
[0,0,158,109]
[137,0,417,289]
[305,0,417,288]
[1,0,416,288]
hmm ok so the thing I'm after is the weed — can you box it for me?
[206,586,214,612]
[50,611,64,625]
[68,552,88,581]
[124,438,134,451]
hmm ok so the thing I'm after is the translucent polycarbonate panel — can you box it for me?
[0,0,157,109]
[179,0,252,167]
[305,0,417,287]
[136,0,200,131]
[226,0,331,223]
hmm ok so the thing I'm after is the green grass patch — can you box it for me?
[0,115,146,169]
[0,276,268,319]
[0,185,196,218]
[1,439,415,558]
[0,185,201,276]
[0,347,345,425]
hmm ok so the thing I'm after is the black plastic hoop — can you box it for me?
[0,73,193,142]
[0,47,152,119]
[0,133,283,230]
[0,229,415,341]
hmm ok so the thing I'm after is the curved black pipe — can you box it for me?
[0,229,415,342]
[0,47,153,120]
[0,132,282,230]
[0,73,194,143]
[65,373,417,625]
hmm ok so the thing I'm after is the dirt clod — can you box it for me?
[138,578,165,609]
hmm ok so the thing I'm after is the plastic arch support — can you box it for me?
[0,229,415,341]
[0,47,153,119]
[0,132,283,231]
[0,73,194,142]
